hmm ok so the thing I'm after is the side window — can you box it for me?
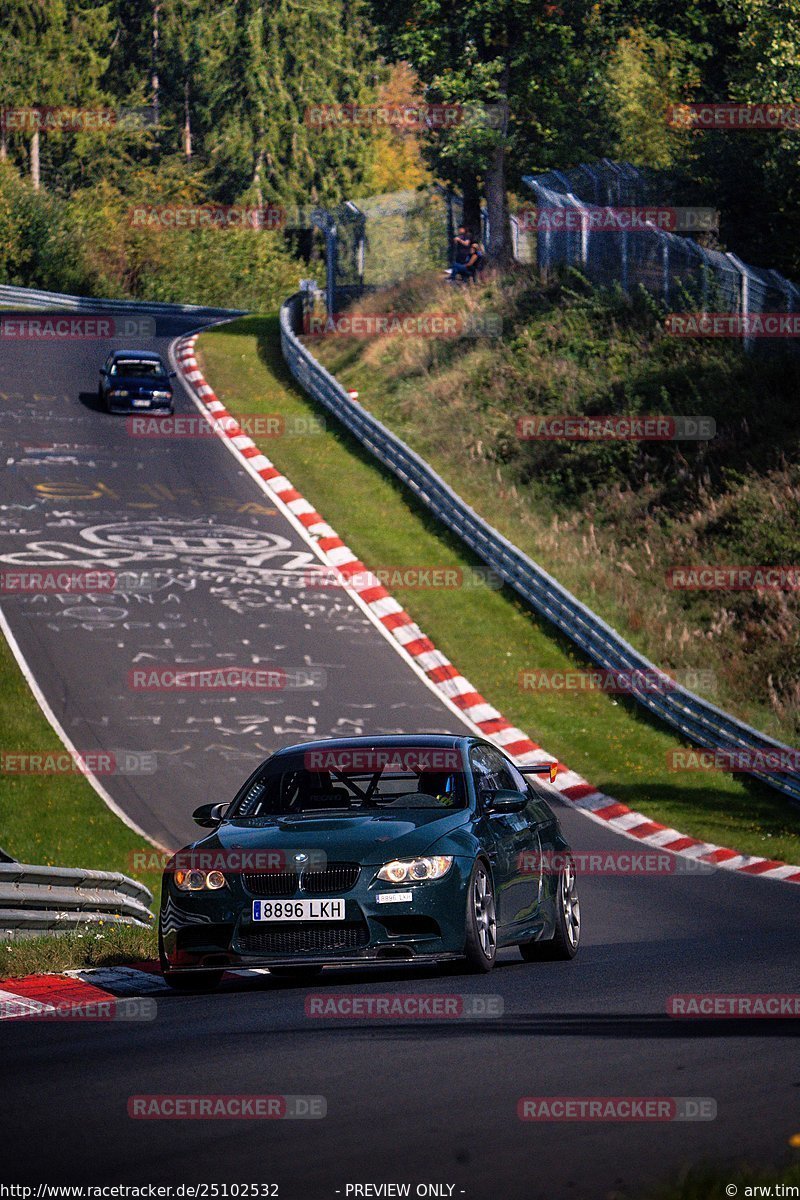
[470,744,517,802]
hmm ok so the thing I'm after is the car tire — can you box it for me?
[463,860,497,972]
[519,858,580,962]
[268,966,324,981]
[159,927,224,991]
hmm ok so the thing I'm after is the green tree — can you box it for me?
[199,0,378,208]
[370,0,594,264]
[604,27,700,169]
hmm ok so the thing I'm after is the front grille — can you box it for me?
[243,864,360,897]
[238,922,370,955]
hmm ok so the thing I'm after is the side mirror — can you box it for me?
[169,370,177,378]
[99,368,107,376]
[193,802,227,828]
[485,788,528,814]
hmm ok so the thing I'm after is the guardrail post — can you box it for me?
[726,253,752,352]
[662,239,670,305]
[325,226,337,317]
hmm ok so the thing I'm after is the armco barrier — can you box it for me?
[280,291,800,807]
[0,862,153,940]
[0,282,243,321]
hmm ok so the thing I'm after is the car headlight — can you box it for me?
[109,389,129,397]
[174,868,227,891]
[376,856,453,884]
[150,390,171,399]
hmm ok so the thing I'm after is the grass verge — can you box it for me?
[313,271,800,748]
[1,924,156,979]
[196,315,800,864]
[0,628,159,976]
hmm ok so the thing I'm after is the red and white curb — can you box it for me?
[171,333,800,887]
[0,963,274,1019]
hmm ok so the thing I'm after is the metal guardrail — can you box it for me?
[0,862,153,940]
[0,282,244,320]
[280,292,800,806]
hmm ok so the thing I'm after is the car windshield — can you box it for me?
[229,750,468,817]
[111,359,166,378]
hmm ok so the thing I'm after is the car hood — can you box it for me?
[194,808,471,865]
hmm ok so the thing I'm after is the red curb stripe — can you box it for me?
[560,782,601,802]
[0,975,116,1004]
[593,803,631,821]
[380,611,414,631]
[739,859,787,875]
[500,738,538,757]
[427,664,461,684]
[359,585,391,605]
[404,637,437,657]
[702,848,739,864]
[277,488,303,505]
[475,718,513,734]
[338,560,368,579]
[450,691,486,711]
[627,821,667,838]
[659,836,702,852]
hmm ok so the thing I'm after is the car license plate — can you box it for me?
[132,399,150,407]
[252,899,345,922]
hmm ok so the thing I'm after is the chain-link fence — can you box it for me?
[308,187,491,312]
[522,160,800,352]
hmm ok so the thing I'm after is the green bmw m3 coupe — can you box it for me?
[159,734,580,990]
